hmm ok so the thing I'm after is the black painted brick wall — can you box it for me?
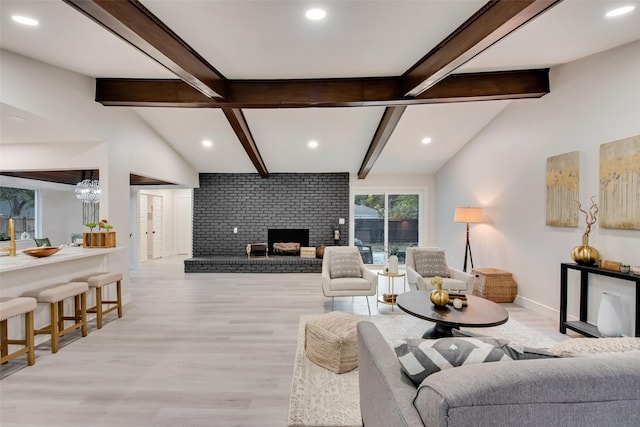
[193,173,349,257]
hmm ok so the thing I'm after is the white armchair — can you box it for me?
[406,247,474,293]
[321,246,377,314]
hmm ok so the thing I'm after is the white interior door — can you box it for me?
[139,193,148,263]
[151,195,163,259]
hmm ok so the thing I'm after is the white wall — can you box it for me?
[435,40,640,335]
[0,50,200,301]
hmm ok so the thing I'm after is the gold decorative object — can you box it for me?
[23,247,61,258]
[429,276,450,307]
[571,196,600,265]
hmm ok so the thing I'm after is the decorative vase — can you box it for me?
[597,292,623,337]
[430,282,449,307]
[316,244,325,259]
[388,255,398,274]
[571,235,599,265]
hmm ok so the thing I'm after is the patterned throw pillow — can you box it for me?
[329,252,362,279]
[393,336,522,385]
[413,249,450,278]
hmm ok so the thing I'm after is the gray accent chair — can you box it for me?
[321,246,377,314]
[357,321,640,427]
[406,247,474,292]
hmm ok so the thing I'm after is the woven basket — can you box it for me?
[304,312,361,373]
[472,268,518,303]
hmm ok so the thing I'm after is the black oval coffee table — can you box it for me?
[396,291,509,338]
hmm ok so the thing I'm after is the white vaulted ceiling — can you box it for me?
[1,0,639,180]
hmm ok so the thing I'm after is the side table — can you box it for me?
[377,272,406,311]
[472,268,518,303]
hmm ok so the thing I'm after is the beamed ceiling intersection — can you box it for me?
[64,0,562,179]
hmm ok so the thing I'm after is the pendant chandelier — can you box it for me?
[75,171,100,225]
[75,178,101,203]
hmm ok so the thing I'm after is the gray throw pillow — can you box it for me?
[329,252,362,279]
[413,249,450,278]
[393,336,521,386]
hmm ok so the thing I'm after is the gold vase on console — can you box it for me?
[571,234,599,265]
[430,277,449,307]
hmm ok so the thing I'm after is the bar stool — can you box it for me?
[0,297,37,366]
[23,282,88,353]
[70,272,123,329]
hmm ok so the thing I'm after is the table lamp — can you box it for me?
[454,207,483,272]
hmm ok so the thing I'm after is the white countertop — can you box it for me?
[0,246,124,273]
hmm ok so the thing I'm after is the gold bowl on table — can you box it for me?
[23,247,61,258]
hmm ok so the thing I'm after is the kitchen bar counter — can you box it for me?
[0,246,128,346]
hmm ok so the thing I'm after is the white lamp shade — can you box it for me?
[454,207,483,223]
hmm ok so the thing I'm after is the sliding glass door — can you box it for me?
[354,192,420,265]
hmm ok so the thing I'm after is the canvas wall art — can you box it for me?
[600,135,640,230]
[546,151,579,227]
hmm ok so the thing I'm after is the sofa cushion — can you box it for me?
[330,251,362,279]
[413,249,450,278]
[393,336,521,385]
[451,329,561,360]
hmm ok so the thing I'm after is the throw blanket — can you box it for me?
[273,242,300,254]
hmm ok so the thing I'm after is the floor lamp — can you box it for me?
[454,207,483,273]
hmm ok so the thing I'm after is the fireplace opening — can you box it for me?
[268,229,309,255]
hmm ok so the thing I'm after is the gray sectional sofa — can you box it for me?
[357,321,640,427]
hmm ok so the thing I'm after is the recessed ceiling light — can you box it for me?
[202,139,213,148]
[12,15,39,26]
[421,137,432,145]
[305,8,326,20]
[606,6,635,17]
[308,140,319,148]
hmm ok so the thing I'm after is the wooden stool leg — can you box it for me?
[81,292,87,337]
[50,302,59,354]
[95,287,103,329]
[116,280,123,318]
[0,319,7,360]
[57,300,65,333]
[26,311,35,366]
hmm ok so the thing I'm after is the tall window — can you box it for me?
[0,186,36,240]
[354,192,420,265]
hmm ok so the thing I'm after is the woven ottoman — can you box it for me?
[304,311,362,373]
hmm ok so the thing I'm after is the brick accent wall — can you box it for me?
[193,173,349,257]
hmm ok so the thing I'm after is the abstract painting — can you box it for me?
[546,151,579,227]
[600,135,640,229]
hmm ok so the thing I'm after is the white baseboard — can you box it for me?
[513,295,578,322]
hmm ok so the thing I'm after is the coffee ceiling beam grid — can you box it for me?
[64,0,226,99]
[402,0,562,97]
[358,106,407,180]
[96,69,549,108]
[222,108,269,178]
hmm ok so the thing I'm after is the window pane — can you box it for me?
[354,194,385,264]
[388,194,419,265]
[0,186,35,240]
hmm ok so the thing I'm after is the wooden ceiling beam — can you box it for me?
[358,107,407,179]
[222,109,269,178]
[64,0,226,99]
[96,69,549,108]
[402,0,562,97]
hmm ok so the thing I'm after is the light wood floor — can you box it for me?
[1,256,571,426]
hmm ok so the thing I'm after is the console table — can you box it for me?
[560,262,639,337]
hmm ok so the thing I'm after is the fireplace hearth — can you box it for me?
[268,229,309,255]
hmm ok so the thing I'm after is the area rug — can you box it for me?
[287,313,559,427]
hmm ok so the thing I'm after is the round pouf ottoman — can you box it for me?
[304,311,362,373]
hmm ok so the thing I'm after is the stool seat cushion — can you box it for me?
[304,311,362,373]
[71,272,122,288]
[0,297,37,321]
[23,282,88,303]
